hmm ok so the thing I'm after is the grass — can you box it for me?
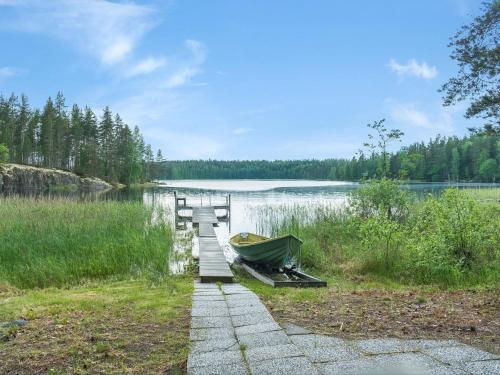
[463,187,500,203]
[0,198,174,289]
[0,276,193,374]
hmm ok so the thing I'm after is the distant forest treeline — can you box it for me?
[1,93,499,183]
[0,93,164,184]
[160,134,499,182]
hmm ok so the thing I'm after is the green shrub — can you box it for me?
[405,189,499,284]
[349,178,412,222]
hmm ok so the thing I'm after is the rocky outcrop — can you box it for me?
[0,163,111,191]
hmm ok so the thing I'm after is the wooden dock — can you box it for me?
[196,208,234,283]
[192,207,218,226]
[175,195,234,283]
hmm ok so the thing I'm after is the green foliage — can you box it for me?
[405,189,499,284]
[154,133,500,182]
[440,0,499,134]
[0,198,173,288]
[0,92,163,184]
[257,185,499,287]
[349,178,412,222]
[362,119,404,177]
[0,143,8,163]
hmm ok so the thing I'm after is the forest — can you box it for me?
[160,133,499,182]
[1,93,498,184]
[0,93,163,184]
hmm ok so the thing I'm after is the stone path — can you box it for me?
[187,281,499,375]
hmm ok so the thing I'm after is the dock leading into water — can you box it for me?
[175,194,234,283]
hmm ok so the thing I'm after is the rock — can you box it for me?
[0,163,111,191]
[0,319,28,329]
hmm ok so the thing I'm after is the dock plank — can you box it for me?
[195,209,234,283]
[192,207,218,226]
[199,223,217,237]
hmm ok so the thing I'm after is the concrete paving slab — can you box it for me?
[226,296,262,308]
[353,338,408,354]
[191,307,229,317]
[408,339,466,350]
[422,345,499,365]
[187,349,244,369]
[223,290,254,295]
[281,322,311,335]
[190,337,239,353]
[192,300,228,309]
[290,334,345,348]
[229,304,269,316]
[193,291,223,296]
[194,283,219,289]
[235,322,282,336]
[316,358,378,375]
[192,295,225,302]
[190,316,233,329]
[187,361,249,375]
[244,343,303,363]
[249,356,320,375]
[460,359,500,375]
[231,312,275,327]
[190,327,235,341]
[302,344,362,363]
[238,330,291,349]
[372,352,451,372]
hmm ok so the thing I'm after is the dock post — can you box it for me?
[228,194,231,233]
[174,191,178,229]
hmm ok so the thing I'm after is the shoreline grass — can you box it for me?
[254,187,500,288]
[0,198,174,289]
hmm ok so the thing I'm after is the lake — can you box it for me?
[3,179,498,272]
[141,180,498,268]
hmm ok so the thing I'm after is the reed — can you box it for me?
[0,197,174,288]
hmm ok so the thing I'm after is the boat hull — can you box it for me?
[230,233,302,267]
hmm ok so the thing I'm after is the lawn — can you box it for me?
[0,277,193,374]
[0,198,193,374]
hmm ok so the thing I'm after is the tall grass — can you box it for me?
[254,188,500,287]
[0,198,173,288]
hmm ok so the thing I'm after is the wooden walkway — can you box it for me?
[194,207,234,283]
[192,207,218,226]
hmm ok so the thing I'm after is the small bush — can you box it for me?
[349,178,412,222]
[404,189,499,284]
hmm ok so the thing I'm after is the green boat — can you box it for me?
[229,232,303,267]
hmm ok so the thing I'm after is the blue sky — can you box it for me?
[0,0,483,160]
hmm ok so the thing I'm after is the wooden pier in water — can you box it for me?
[175,193,233,283]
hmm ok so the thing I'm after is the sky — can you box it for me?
[0,0,484,160]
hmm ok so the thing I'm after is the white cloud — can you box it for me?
[233,127,253,135]
[163,39,207,88]
[125,57,166,77]
[0,66,18,78]
[0,0,157,65]
[388,58,438,80]
[165,67,200,88]
[390,102,453,133]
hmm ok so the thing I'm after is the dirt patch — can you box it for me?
[0,307,190,374]
[261,289,499,354]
